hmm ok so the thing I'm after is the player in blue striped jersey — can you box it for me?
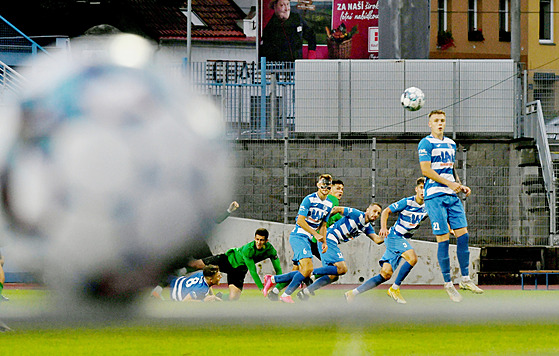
[169,265,222,302]
[297,202,383,300]
[262,174,333,303]
[418,110,483,302]
[345,178,427,303]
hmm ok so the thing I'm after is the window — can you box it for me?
[540,0,553,42]
[468,0,479,31]
[438,0,448,32]
[499,0,511,42]
[468,0,484,41]
[181,9,207,27]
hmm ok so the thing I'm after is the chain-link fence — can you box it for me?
[230,139,550,247]
[528,69,559,122]
[185,59,519,139]
[0,15,49,62]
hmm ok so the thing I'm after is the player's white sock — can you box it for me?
[271,276,276,283]
[391,284,400,290]
[462,276,471,282]
[352,288,360,296]
[272,287,280,294]
[281,293,289,298]
[444,281,453,288]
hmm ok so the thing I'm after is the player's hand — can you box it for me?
[321,241,328,254]
[461,185,471,197]
[379,227,389,238]
[449,181,461,194]
[227,201,239,213]
[204,295,222,302]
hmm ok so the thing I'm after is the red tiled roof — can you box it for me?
[125,0,246,40]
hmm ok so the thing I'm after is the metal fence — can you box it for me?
[230,138,550,247]
[185,60,295,140]
[0,14,49,64]
[528,69,559,122]
[185,59,520,139]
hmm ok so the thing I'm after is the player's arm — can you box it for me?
[203,294,222,302]
[420,161,462,194]
[182,293,203,302]
[213,201,240,224]
[271,256,283,275]
[379,207,391,238]
[296,214,324,242]
[331,206,344,216]
[244,257,264,290]
[453,168,471,197]
[317,221,328,253]
[367,232,384,244]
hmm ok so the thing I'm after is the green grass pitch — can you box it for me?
[1,287,559,355]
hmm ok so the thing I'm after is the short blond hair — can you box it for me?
[428,110,446,118]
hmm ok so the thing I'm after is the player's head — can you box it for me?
[316,174,333,194]
[330,179,344,200]
[428,110,447,136]
[366,202,382,222]
[254,228,269,250]
[271,0,291,20]
[415,177,425,202]
[203,264,222,286]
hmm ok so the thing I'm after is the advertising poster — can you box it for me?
[331,0,379,59]
[260,0,333,59]
[259,0,378,59]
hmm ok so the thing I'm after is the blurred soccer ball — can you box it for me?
[400,87,425,111]
[0,34,231,307]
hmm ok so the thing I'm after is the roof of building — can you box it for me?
[125,0,247,40]
[1,0,248,42]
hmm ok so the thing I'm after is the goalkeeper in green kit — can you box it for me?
[193,228,282,301]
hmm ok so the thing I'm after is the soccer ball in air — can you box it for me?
[400,87,425,111]
[0,34,231,310]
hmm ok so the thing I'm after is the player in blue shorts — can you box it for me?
[344,178,427,304]
[169,265,222,302]
[267,179,345,301]
[418,110,483,302]
[262,174,333,303]
[297,202,383,300]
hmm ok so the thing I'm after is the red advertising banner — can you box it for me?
[331,0,379,59]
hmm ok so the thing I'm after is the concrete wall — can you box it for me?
[209,217,481,285]
[232,139,549,246]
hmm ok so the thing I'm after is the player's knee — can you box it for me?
[301,268,313,278]
[337,265,348,275]
[380,270,392,280]
[408,255,418,266]
[299,264,313,277]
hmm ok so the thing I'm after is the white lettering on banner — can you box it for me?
[340,11,353,21]
[368,27,378,52]
[354,10,378,20]
[337,1,377,21]
[347,1,363,10]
